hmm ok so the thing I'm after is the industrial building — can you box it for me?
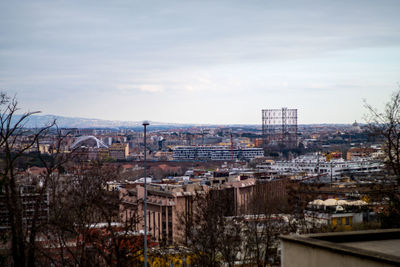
[262,108,298,149]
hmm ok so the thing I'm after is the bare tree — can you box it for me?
[0,93,152,266]
[364,89,400,228]
[218,215,242,267]
[241,187,293,267]
[365,89,400,179]
[178,189,241,267]
[41,161,145,266]
[0,93,57,266]
[82,163,145,267]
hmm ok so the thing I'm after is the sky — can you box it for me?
[1,0,400,125]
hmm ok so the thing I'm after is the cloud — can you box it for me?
[138,85,164,93]
[116,84,164,93]
[1,0,400,123]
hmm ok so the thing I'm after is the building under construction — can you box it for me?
[262,108,298,150]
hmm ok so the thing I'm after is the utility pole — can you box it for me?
[143,121,149,267]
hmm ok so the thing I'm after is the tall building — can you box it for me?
[262,108,298,150]
[0,185,49,230]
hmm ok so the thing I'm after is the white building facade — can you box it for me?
[173,146,264,161]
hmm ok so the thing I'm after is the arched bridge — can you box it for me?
[71,135,109,149]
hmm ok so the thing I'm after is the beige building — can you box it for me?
[346,147,377,160]
[109,143,129,160]
[119,176,268,244]
[120,183,203,245]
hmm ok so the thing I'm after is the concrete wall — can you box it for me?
[281,237,398,267]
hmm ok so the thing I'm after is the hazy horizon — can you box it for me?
[15,113,364,128]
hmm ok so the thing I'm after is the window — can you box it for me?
[345,217,350,225]
[162,206,166,220]
[168,222,173,243]
[153,212,156,236]
[158,213,161,240]
[168,207,172,222]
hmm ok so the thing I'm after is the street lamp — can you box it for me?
[142,120,149,267]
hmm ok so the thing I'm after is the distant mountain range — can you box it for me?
[13,114,192,129]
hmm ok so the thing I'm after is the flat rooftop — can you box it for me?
[281,229,400,266]
[342,239,400,256]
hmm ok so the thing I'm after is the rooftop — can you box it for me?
[281,229,400,266]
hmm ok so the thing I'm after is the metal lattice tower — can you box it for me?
[262,108,297,149]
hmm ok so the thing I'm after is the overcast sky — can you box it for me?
[1,0,400,124]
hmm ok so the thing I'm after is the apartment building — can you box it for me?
[119,174,290,245]
[268,154,383,177]
[346,147,378,160]
[109,143,129,160]
[304,198,375,230]
[173,146,264,161]
[0,185,49,229]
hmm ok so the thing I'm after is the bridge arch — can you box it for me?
[71,135,109,149]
